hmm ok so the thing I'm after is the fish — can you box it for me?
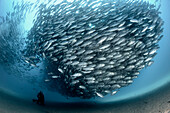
[111,91,117,95]
[105,90,111,94]
[145,57,153,62]
[81,41,92,47]
[96,63,105,68]
[127,80,133,84]
[85,77,95,81]
[71,73,82,77]
[99,44,110,50]
[97,57,106,61]
[84,50,94,55]
[112,84,121,89]
[74,39,84,46]
[52,76,59,79]
[79,85,86,89]
[76,49,85,55]
[147,60,154,66]
[96,92,104,98]
[58,68,64,73]
[45,79,50,82]
[113,75,124,79]
[71,61,79,65]
[107,72,117,76]
[97,36,107,44]
[125,65,135,71]
[83,67,94,71]
[130,19,140,23]
[84,54,95,60]
[94,70,103,75]
[87,80,95,84]
[71,80,80,85]
[69,55,77,60]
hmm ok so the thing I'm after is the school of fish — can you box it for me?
[23,0,164,99]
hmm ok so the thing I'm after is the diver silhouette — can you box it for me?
[32,91,45,105]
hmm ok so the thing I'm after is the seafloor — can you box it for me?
[1,81,170,113]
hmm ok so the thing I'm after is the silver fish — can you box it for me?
[96,92,104,98]
[71,73,82,77]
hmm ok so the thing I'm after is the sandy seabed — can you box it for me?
[1,83,170,113]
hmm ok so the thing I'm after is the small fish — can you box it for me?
[76,49,85,55]
[79,85,86,89]
[96,92,104,98]
[86,77,95,81]
[130,19,140,23]
[108,27,118,32]
[74,40,84,46]
[44,41,52,51]
[99,44,110,50]
[71,61,79,65]
[69,56,77,60]
[149,48,158,55]
[107,72,117,76]
[142,26,148,32]
[97,57,106,61]
[113,75,124,79]
[71,80,79,85]
[24,59,30,64]
[96,64,105,68]
[145,57,152,62]
[58,68,64,73]
[97,36,107,44]
[45,79,50,82]
[111,91,117,95]
[87,80,95,84]
[126,65,135,70]
[84,50,94,55]
[52,76,59,79]
[84,54,95,60]
[86,30,96,35]
[127,80,133,84]
[105,90,111,94]
[71,73,82,77]
[83,67,94,71]
[112,84,121,89]
[147,60,154,66]
[124,77,132,80]
[81,41,92,47]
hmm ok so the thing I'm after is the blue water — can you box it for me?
[0,0,170,104]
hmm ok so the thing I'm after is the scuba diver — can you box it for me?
[32,91,45,105]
